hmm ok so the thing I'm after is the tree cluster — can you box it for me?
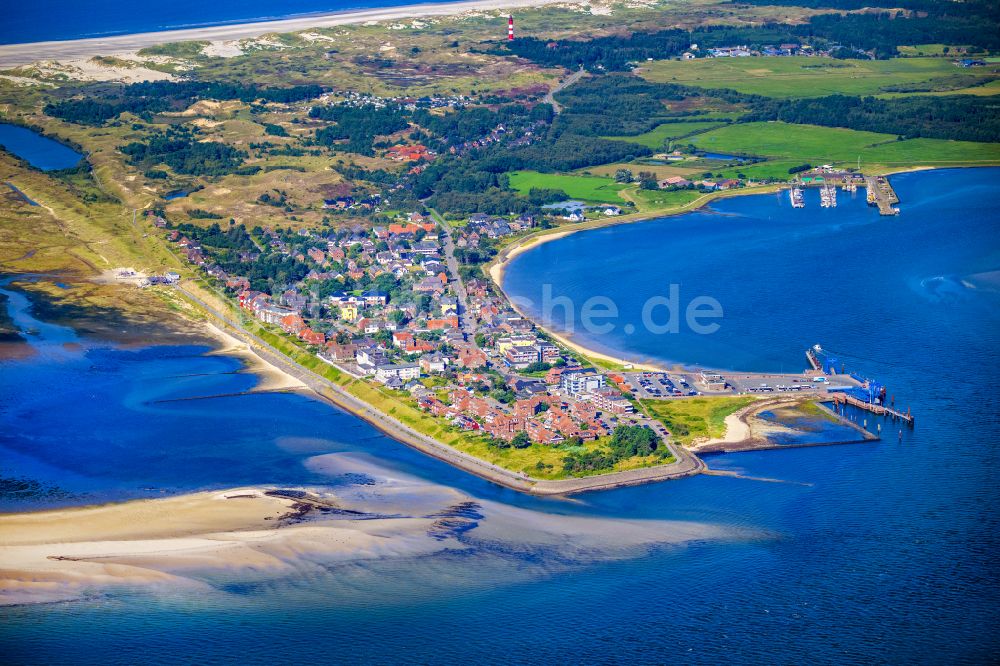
[747,94,1000,143]
[502,3,1000,67]
[120,133,246,176]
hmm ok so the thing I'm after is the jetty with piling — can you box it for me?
[865,175,900,215]
[830,392,914,426]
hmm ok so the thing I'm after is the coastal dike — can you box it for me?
[175,283,706,496]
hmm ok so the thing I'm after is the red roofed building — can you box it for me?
[426,316,459,331]
[298,328,326,345]
[280,313,306,334]
[483,414,525,441]
[387,144,432,162]
[526,420,564,445]
[388,222,436,235]
[456,346,488,369]
[307,248,327,265]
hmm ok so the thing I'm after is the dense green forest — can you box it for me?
[502,29,692,72]
[552,75,753,136]
[44,97,171,125]
[548,73,998,144]
[309,104,411,155]
[747,94,1000,143]
[173,222,256,252]
[411,103,553,149]
[120,133,246,176]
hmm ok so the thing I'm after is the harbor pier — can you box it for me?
[865,175,900,215]
[831,392,914,426]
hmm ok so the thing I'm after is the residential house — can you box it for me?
[298,328,326,345]
[420,353,449,374]
[325,340,358,361]
[658,176,692,189]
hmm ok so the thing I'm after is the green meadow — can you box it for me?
[690,122,1000,167]
[640,56,998,98]
[507,170,627,204]
[604,120,729,149]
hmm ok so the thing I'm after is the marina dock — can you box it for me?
[865,175,900,215]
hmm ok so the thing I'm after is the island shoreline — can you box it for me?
[0,0,566,68]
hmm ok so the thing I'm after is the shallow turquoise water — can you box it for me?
[2,169,999,663]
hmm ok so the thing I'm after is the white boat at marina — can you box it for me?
[820,184,837,208]
[789,187,805,208]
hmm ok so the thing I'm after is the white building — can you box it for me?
[560,370,606,396]
[374,363,421,384]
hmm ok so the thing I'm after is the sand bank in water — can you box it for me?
[2,453,733,606]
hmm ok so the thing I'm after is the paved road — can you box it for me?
[433,210,477,338]
[542,67,585,114]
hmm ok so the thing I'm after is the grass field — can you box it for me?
[630,187,705,210]
[582,162,703,179]
[640,56,999,98]
[603,120,729,149]
[641,396,758,446]
[690,122,1000,166]
[708,159,808,182]
[896,44,973,57]
[508,170,626,204]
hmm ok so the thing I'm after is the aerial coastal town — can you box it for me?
[145,188,897,481]
[154,208,655,460]
[3,0,979,486]
[1,0,998,659]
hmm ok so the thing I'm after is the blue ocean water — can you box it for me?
[0,124,83,171]
[1,0,468,45]
[2,168,999,663]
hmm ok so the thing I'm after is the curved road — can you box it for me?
[542,67,585,114]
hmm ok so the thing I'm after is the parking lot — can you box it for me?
[623,370,860,400]
[623,372,702,399]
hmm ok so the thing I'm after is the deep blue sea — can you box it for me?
[1,0,468,45]
[2,168,999,664]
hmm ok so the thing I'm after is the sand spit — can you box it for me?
[1,453,731,606]
[0,487,448,606]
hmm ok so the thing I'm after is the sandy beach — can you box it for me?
[200,320,307,392]
[0,0,566,68]
[488,231,673,373]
